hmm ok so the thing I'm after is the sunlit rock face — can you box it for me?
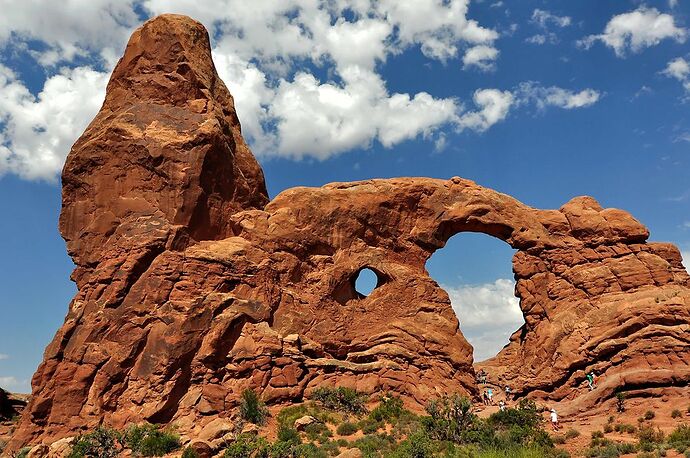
[10,13,690,450]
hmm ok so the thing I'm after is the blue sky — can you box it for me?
[0,0,689,392]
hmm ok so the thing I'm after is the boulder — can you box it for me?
[293,416,319,431]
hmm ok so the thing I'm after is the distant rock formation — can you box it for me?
[9,13,690,450]
[1,388,26,420]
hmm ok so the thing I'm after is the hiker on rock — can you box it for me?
[482,390,490,406]
[550,408,560,431]
[504,385,512,401]
[499,400,506,412]
[487,387,494,405]
[586,371,596,390]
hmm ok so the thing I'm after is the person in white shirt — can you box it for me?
[550,408,559,431]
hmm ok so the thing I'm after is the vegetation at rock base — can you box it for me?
[240,388,269,425]
[124,423,181,456]
[67,427,122,458]
[311,386,367,415]
[66,424,180,458]
[181,446,200,458]
[216,390,570,457]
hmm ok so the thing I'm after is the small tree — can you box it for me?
[240,389,268,425]
[616,392,626,413]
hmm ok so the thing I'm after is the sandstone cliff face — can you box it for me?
[9,14,690,449]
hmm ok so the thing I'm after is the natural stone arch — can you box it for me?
[9,14,690,451]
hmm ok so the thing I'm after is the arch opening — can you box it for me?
[353,267,380,298]
[426,232,525,363]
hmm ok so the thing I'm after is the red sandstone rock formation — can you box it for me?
[9,13,690,450]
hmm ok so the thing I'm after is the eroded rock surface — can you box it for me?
[9,13,690,450]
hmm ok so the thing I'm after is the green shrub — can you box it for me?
[643,410,655,421]
[15,447,31,458]
[358,417,383,434]
[565,429,580,439]
[304,422,330,442]
[604,423,613,434]
[424,394,479,443]
[637,426,665,451]
[336,422,359,436]
[293,442,328,458]
[277,424,302,445]
[668,424,690,450]
[552,435,566,444]
[592,431,605,440]
[319,440,340,456]
[671,410,683,419]
[351,433,396,456]
[123,423,181,457]
[223,433,269,458]
[0,440,5,455]
[311,387,367,414]
[240,389,268,425]
[181,446,200,458]
[388,429,434,457]
[615,392,626,413]
[614,423,636,434]
[369,395,405,423]
[584,441,637,458]
[68,427,122,458]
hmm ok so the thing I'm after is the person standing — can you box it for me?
[550,408,560,431]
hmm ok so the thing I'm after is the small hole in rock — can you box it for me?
[354,268,378,297]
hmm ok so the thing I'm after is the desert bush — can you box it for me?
[336,422,359,436]
[616,392,626,413]
[423,394,478,443]
[565,428,580,439]
[614,423,636,434]
[592,431,605,440]
[319,440,340,456]
[276,403,337,429]
[387,429,434,457]
[304,422,331,442]
[311,387,367,415]
[240,389,269,425]
[68,426,122,458]
[351,432,396,456]
[223,433,269,458]
[668,424,690,451]
[124,423,181,457]
[277,423,302,445]
[638,426,665,452]
[584,441,636,458]
[15,447,31,458]
[358,416,383,434]
[181,446,199,458]
[293,442,327,458]
[643,410,656,421]
[671,410,683,419]
[369,395,405,423]
[552,435,566,444]
[604,423,613,433]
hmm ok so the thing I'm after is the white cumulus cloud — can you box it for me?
[444,278,524,362]
[531,9,571,29]
[682,250,690,271]
[662,57,690,95]
[517,82,601,110]
[0,65,108,181]
[462,45,499,71]
[579,7,687,57]
[0,354,8,360]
